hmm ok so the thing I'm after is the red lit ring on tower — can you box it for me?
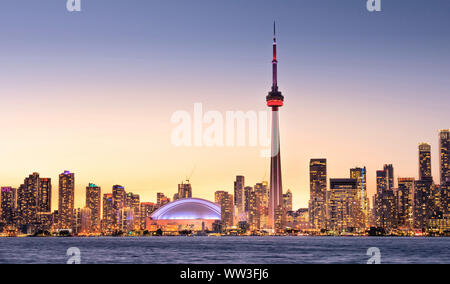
[267,100,284,107]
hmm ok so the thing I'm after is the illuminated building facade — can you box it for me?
[38,178,51,213]
[126,192,140,230]
[86,183,101,233]
[419,143,432,181]
[247,189,260,230]
[374,167,398,231]
[147,198,221,232]
[309,159,327,230]
[234,175,245,221]
[16,173,40,227]
[414,179,434,230]
[140,202,156,230]
[283,189,292,212]
[177,180,192,200]
[329,178,358,233]
[439,129,449,214]
[157,192,170,208]
[397,178,415,228]
[215,191,234,228]
[350,166,369,228]
[414,143,435,230]
[80,207,92,234]
[102,193,114,233]
[112,185,126,230]
[58,171,75,230]
[1,187,16,224]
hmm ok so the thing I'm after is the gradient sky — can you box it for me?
[0,0,449,210]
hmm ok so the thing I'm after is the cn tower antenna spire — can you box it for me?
[274,21,276,38]
[272,21,278,90]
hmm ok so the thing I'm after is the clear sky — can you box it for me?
[0,0,449,210]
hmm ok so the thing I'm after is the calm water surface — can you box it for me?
[0,237,448,264]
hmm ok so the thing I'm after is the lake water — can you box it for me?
[0,236,448,264]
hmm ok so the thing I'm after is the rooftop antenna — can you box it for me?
[186,165,196,183]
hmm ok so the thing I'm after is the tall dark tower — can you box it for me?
[266,22,284,230]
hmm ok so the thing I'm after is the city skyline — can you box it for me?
[0,129,447,212]
[1,1,450,211]
[1,128,448,236]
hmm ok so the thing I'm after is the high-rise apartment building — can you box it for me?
[58,171,75,230]
[374,167,398,231]
[350,166,368,229]
[309,159,327,230]
[86,183,101,233]
[283,189,293,212]
[234,176,246,221]
[397,178,414,228]
[419,143,432,181]
[38,178,51,213]
[16,173,40,227]
[177,181,192,200]
[1,187,16,224]
[328,178,359,233]
[439,130,449,214]
[102,193,114,233]
[215,191,234,228]
[140,202,156,230]
[156,192,170,208]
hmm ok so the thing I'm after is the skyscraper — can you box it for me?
[140,202,156,230]
[414,179,434,229]
[112,185,126,230]
[329,178,359,233]
[102,193,114,233]
[86,183,101,233]
[156,192,170,208]
[439,130,449,214]
[58,171,75,230]
[215,191,234,228]
[439,130,449,183]
[283,189,293,212]
[374,167,398,231]
[384,164,395,189]
[234,175,245,221]
[350,167,368,229]
[1,187,16,224]
[16,172,40,227]
[397,177,414,228]
[414,143,435,229]
[418,143,432,181]
[126,192,140,230]
[309,159,327,230]
[38,178,51,213]
[177,180,192,200]
[254,181,269,229]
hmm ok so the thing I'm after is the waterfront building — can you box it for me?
[58,171,75,230]
[86,183,101,232]
[309,159,327,230]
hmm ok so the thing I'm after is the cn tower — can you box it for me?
[267,22,284,230]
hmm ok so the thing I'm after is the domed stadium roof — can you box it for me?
[150,198,221,220]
